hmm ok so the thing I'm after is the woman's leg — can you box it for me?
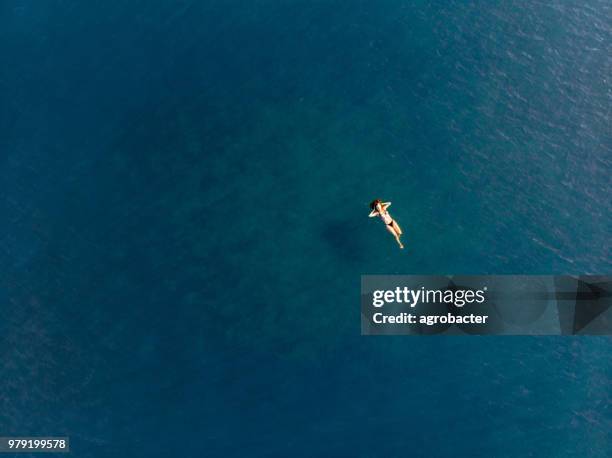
[392,221,403,235]
[386,224,404,249]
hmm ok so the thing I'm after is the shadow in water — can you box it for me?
[320,217,369,263]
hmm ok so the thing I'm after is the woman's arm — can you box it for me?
[369,210,379,217]
[382,202,391,210]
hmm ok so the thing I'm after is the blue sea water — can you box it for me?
[1,0,611,457]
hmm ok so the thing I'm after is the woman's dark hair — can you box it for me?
[370,199,381,210]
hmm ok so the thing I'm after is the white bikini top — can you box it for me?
[369,202,393,224]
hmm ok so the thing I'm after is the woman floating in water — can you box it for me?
[369,199,404,249]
